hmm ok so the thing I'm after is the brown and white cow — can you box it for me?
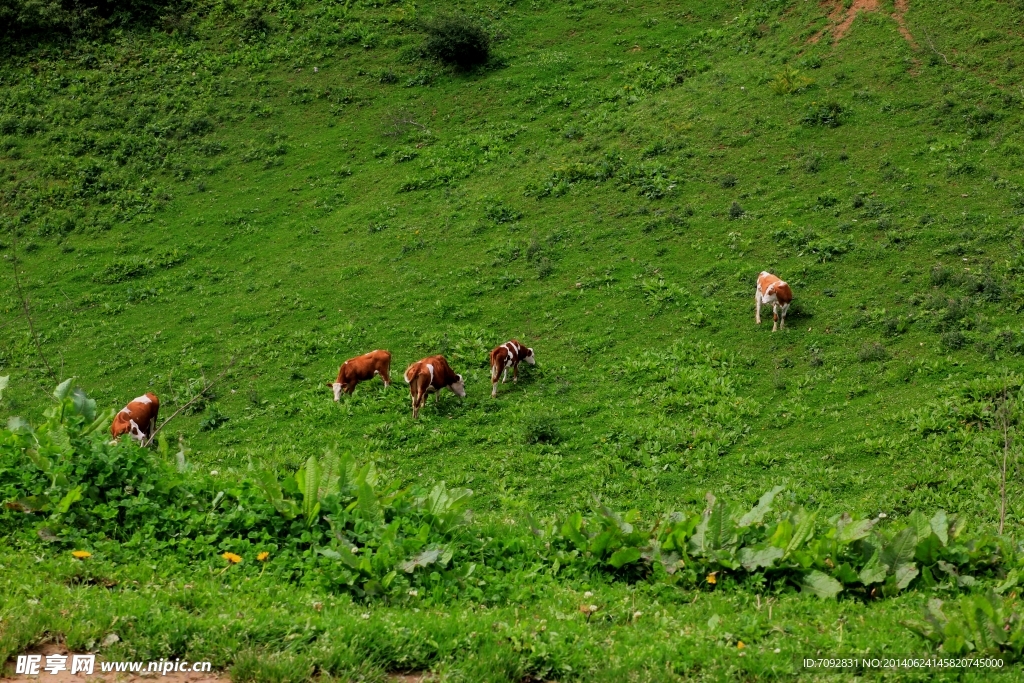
[110,392,160,445]
[326,350,392,401]
[489,339,535,398]
[403,355,466,419]
[755,271,793,332]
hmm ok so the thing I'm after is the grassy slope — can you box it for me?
[2,0,1024,677]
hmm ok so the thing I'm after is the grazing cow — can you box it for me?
[489,339,535,398]
[110,392,160,445]
[403,355,466,419]
[326,350,392,401]
[755,271,793,331]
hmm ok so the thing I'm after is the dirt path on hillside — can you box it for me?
[808,0,916,47]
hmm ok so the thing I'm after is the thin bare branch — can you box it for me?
[145,357,236,447]
[8,229,56,382]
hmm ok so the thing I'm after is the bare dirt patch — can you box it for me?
[808,0,916,46]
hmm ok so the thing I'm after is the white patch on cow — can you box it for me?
[525,348,536,365]
[133,394,152,404]
[427,364,435,384]
[451,374,466,397]
[119,406,131,415]
[128,419,146,444]
[332,382,343,402]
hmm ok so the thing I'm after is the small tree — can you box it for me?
[422,13,490,69]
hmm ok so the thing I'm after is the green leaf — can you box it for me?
[894,563,919,590]
[53,378,74,402]
[784,509,818,557]
[318,548,341,560]
[71,388,97,422]
[995,569,1019,595]
[356,481,382,523]
[738,486,783,527]
[832,562,859,584]
[608,546,642,568]
[801,570,843,599]
[907,511,931,543]
[55,486,83,514]
[930,510,949,546]
[400,546,443,573]
[561,511,587,549]
[302,455,321,522]
[881,527,917,572]
[836,517,875,544]
[0,375,8,401]
[738,544,784,571]
[859,552,888,585]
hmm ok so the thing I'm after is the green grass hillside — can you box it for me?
[4,0,1024,679]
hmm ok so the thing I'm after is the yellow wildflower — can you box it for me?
[257,551,270,562]
[221,552,242,564]
[737,641,746,649]
[71,550,91,559]
[706,572,718,585]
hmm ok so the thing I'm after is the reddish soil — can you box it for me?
[808,0,916,46]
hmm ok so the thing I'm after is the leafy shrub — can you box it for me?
[802,102,846,128]
[906,592,1024,660]
[93,249,188,284]
[523,415,561,444]
[484,200,523,224]
[555,487,1010,600]
[858,342,888,362]
[728,202,745,219]
[422,13,490,69]
[1,383,1018,608]
[942,330,967,350]
[720,174,737,188]
[239,9,269,42]
[771,68,813,95]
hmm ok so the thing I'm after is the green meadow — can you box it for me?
[3,0,1024,679]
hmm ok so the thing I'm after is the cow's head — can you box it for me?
[128,419,146,445]
[524,347,536,365]
[450,374,466,397]
[327,382,344,402]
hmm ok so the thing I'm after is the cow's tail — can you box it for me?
[403,366,414,384]
[490,359,500,382]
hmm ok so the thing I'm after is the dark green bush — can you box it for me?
[422,13,491,69]
[858,342,888,362]
[802,102,846,128]
[523,415,561,444]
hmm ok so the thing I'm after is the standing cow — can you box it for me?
[755,271,793,332]
[327,350,392,401]
[403,355,466,419]
[489,339,535,398]
[110,392,160,445]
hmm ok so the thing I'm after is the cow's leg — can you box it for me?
[755,290,762,324]
[491,362,499,398]
[779,303,789,330]
[772,303,780,332]
[512,361,519,383]
[410,382,420,418]
[501,367,508,384]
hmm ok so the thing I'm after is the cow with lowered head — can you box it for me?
[403,355,466,419]
[489,339,535,398]
[327,350,392,401]
[110,392,160,445]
